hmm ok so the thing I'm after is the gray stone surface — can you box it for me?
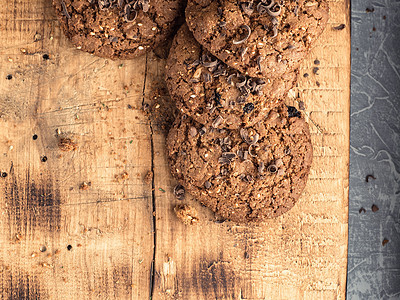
[348,0,400,299]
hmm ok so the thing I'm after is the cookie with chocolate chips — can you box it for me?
[167,105,313,223]
[53,0,186,59]
[166,25,298,129]
[186,0,329,79]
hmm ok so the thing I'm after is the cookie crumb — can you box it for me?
[79,182,91,190]
[58,137,78,152]
[115,171,129,182]
[371,204,379,212]
[382,239,389,246]
[174,204,199,225]
[144,171,153,184]
[359,207,366,214]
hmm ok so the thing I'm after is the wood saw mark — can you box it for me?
[199,259,237,299]
[4,166,61,234]
[1,270,46,300]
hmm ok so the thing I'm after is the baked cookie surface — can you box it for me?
[166,25,298,129]
[186,0,329,78]
[53,0,186,59]
[167,105,313,223]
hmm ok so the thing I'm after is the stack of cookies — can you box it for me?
[53,0,329,223]
[165,0,329,223]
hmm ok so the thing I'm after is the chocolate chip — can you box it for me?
[371,204,379,212]
[243,103,255,114]
[298,101,305,110]
[41,156,48,162]
[314,59,320,65]
[303,73,309,78]
[287,106,301,118]
[32,134,38,140]
[6,74,12,80]
[313,67,319,75]
[42,54,49,60]
[1,172,7,178]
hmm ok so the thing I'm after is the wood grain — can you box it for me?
[0,0,350,299]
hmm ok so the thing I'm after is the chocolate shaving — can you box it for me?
[233,25,251,45]
[124,4,137,22]
[227,73,235,85]
[199,127,207,136]
[203,72,212,83]
[272,26,278,38]
[174,184,185,200]
[366,175,376,182]
[240,174,254,183]
[258,162,265,173]
[257,0,274,14]
[248,144,258,157]
[256,56,264,72]
[202,59,218,68]
[241,1,254,16]
[333,24,346,30]
[61,0,71,19]
[219,152,236,165]
[212,116,224,128]
[294,5,299,16]
[236,74,247,88]
[267,3,281,17]
[240,47,248,61]
[240,128,259,145]
[267,164,277,173]
[204,181,212,189]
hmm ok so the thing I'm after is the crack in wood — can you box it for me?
[140,53,157,299]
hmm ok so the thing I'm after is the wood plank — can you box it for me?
[0,1,153,299]
[0,0,350,299]
[151,0,350,299]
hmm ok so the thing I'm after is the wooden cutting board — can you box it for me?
[0,0,350,299]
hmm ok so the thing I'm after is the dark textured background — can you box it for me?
[348,0,400,298]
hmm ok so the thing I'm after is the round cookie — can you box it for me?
[186,0,329,79]
[166,25,297,129]
[53,0,187,59]
[167,105,313,223]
